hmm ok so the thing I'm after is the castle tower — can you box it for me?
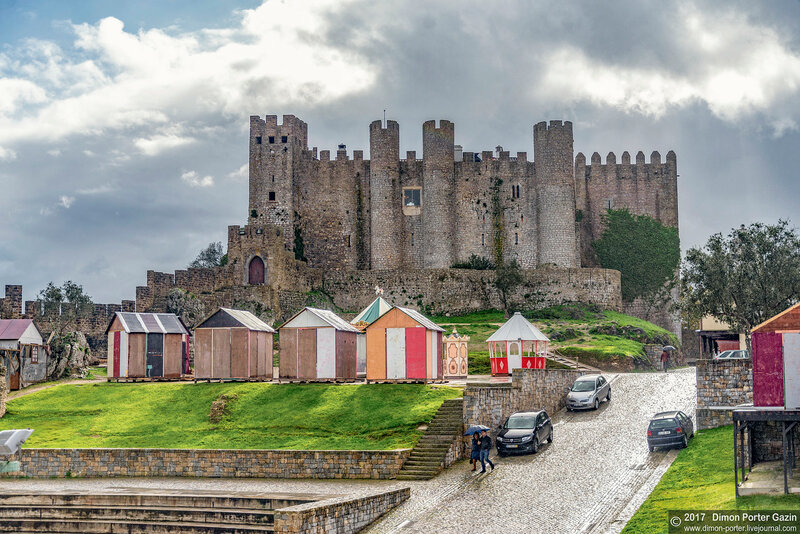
[248,114,308,249]
[534,121,578,267]
[422,120,456,268]
[369,119,401,270]
[1,285,22,319]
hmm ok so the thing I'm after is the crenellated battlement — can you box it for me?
[575,150,678,180]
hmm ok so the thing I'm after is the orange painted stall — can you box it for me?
[364,307,444,381]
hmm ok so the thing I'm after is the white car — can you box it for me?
[714,350,749,360]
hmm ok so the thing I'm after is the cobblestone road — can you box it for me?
[0,369,694,534]
[366,368,695,534]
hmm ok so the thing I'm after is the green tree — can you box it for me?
[593,209,680,314]
[495,260,523,316]
[189,241,227,268]
[35,281,94,379]
[682,220,800,350]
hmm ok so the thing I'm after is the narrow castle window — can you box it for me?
[515,233,519,245]
[255,136,262,145]
[281,136,288,143]
[268,136,275,144]
[347,235,351,248]
[268,191,276,201]
[481,234,485,246]
[521,214,524,223]
[272,175,275,182]
[606,199,614,210]
[411,233,415,246]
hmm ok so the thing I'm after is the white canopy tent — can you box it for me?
[486,312,550,373]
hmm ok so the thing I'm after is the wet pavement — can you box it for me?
[0,368,695,534]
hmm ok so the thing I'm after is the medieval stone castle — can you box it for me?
[2,114,680,345]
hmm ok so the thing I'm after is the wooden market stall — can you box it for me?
[365,307,444,381]
[194,308,276,380]
[106,312,190,379]
[486,312,549,376]
[279,307,360,380]
[752,303,800,409]
[0,319,47,390]
[350,296,393,378]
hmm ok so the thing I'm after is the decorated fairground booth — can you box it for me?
[487,312,549,376]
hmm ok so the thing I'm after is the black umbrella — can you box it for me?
[464,425,490,436]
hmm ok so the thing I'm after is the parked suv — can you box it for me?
[647,411,694,451]
[496,410,552,456]
[566,374,610,411]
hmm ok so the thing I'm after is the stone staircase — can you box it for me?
[396,398,463,481]
[0,490,314,533]
[548,351,600,372]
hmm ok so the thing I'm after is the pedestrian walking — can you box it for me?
[660,349,669,372]
[470,432,480,471]
[478,429,495,473]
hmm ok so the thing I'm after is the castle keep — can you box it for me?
[247,115,677,273]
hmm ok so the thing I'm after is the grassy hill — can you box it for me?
[0,382,461,450]
[432,304,678,374]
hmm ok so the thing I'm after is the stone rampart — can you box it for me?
[4,448,409,479]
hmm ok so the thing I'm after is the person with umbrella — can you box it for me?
[660,345,676,372]
[465,425,490,472]
[478,429,495,473]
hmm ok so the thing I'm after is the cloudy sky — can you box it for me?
[1,0,799,304]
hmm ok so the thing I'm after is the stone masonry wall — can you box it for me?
[0,361,7,418]
[324,266,622,316]
[274,488,410,534]
[462,368,585,453]
[696,359,753,430]
[4,448,409,479]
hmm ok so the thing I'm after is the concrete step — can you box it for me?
[0,493,299,511]
[396,467,440,476]
[0,518,274,533]
[0,504,274,524]
[395,474,433,481]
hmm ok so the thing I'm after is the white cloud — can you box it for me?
[0,146,17,161]
[537,5,800,128]
[181,170,214,188]
[77,183,113,195]
[0,0,375,151]
[83,149,95,157]
[47,149,61,157]
[59,195,75,208]
[134,130,196,156]
[226,163,248,181]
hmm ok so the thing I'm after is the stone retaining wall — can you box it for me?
[462,368,585,444]
[696,359,753,430]
[274,488,410,534]
[3,448,409,479]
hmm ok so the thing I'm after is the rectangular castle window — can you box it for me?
[402,187,422,216]
[268,191,276,201]
[481,234,485,246]
[411,233,414,246]
[281,136,288,143]
[255,136,262,145]
[515,233,519,245]
[268,136,275,144]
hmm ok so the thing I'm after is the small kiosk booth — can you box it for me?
[443,328,470,379]
[487,312,549,376]
[365,307,444,381]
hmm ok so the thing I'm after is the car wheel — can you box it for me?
[532,438,539,454]
[567,407,572,412]
[648,445,655,452]
[547,429,553,444]
[682,435,688,449]
[594,399,600,410]
[606,389,611,402]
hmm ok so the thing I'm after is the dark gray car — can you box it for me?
[566,374,610,411]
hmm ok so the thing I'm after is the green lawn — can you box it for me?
[433,304,677,372]
[0,382,462,450]
[622,426,800,534]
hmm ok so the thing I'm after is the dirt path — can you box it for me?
[8,377,106,400]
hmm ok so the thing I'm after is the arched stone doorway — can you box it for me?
[248,256,265,285]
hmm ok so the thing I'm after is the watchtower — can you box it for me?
[369,119,401,270]
[422,120,456,268]
[533,121,578,267]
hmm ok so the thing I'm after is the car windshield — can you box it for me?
[717,351,734,359]
[649,418,678,429]
[505,416,536,429]
[571,380,596,392]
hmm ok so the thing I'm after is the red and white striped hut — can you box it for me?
[487,312,549,376]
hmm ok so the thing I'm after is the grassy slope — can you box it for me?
[432,304,677,372]
[0,382,461,450]
[622,426,800,534]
